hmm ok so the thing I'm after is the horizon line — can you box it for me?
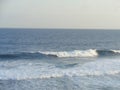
[0,27,120,30]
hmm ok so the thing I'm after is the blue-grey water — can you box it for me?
[0,28,120,90]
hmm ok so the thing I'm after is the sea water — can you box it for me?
[0,28,120,90]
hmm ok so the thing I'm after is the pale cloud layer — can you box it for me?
[0,0,120,29]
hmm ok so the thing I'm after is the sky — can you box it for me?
[0,0,120,29]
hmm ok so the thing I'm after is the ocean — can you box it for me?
[0,28,120,90]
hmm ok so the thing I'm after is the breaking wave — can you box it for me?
[40,49,98,58]
[0,49,120,59]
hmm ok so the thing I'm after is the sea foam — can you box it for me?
[39,49,98,58]
[0,59,120,80]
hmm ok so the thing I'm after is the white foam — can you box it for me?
[40,49,98,58]
[0,59,120,80]
[79,60,120,76]
[112,50,120,53]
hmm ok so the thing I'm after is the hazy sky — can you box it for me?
[0,0,120,29]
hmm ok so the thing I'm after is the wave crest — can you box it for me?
[40,49,98,58]
[1,49,120,59]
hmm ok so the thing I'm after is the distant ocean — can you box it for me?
[0,28,120,90]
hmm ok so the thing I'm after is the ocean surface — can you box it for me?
[0,28,120,90]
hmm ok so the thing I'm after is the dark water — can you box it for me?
[0,28,120,90]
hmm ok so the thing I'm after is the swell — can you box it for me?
[0,52,54,59]
[96,50,120,56]
[0,49,120,59]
